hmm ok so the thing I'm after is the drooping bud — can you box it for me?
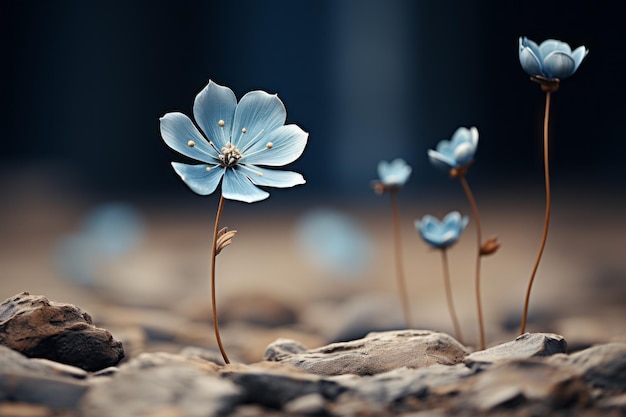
[480,236,500,256]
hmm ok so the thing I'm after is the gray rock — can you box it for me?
[283,393,328,415]
[464,333,567,366]
[565,342,626,389]
[264,330,469,376]
[221,362,346,409]
[80,353,241,417]
[453,359,590,412]
[332,364,475,404]
[0,345,86,379]
[0,292,124,371]
[0,345,89,409]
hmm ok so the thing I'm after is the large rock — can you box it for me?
[0,292,124,371]
[264,330,469,376]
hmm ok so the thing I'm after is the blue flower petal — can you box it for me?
[428,150,456,170]
[571,45,589,71]
[539,39,571,59]
[222,168,269,203]
[416,211,467,249]
[450,127,478,149]
[238,165,306,188]
[160,113,219,163]
[435,139,454,156]
[241,124,308,166]
[443,211,468,233]
[416,216,444,248]
[193,80,237,150]
[453,141,476,165]
[171,162,224,195]
[519,37,588,80]
[543,51,576,79]
[519,47,543,77]
[520,37,541,59]
[231,91,287,150]
[378,158,411,186]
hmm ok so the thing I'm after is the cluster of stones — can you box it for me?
[1,293,625,417]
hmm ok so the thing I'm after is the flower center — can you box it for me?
[219,143,243,167]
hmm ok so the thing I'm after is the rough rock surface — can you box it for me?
[464,332,567,366]
[1,292,625,417]
[1,333,625,416]
[264,330,470,376]
[0,292,124,371]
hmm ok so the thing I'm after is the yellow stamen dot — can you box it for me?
[242,128,247,133]
[266,142,273,149]
[258,172,263,176]
[218,120,225,127]
[205,167,211,172]
[187,140,195,147]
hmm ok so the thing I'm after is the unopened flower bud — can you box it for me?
[480,236,500,256]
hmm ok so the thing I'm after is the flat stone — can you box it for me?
[0,292,124,371]
[264,330,469,376]
[220,362,346,410]
[464,333,567,366]
[332,363,475,404]
[565,342,626,389]
[0,345,89,409]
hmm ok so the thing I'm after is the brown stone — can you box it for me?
[0,292,124,371]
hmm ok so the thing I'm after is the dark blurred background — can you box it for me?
[1,0,623,205]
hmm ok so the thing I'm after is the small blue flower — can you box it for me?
[415,211,469,249]
[519,37,588,80]
[428,127,478,170]
[160,80,308,203]
[378,158,412,187]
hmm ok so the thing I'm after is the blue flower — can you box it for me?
[160,80,308,203]
[415,211,469,249]
[519,37,588,80]
[427,127,478,170]
[377,158,412,187]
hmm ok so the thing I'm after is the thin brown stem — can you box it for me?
[389,189,412,328]
[521,91,552,335]
[458,175,486,350]
[211,195,230,364]
[440,248,463,344]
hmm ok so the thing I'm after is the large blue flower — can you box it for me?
[519,37,588,80]
[160,80,308,203]
[415,211,469,249]
[377,158,412,187]
[427,127,478,170]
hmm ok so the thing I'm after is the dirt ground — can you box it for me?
[1,176,625,354]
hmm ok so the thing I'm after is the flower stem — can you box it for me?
[211,195,230,364]
[520,91,552,335]
[440,248,463,344]
[389,189,412,328]
[458,175,486,350]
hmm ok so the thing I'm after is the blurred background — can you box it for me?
[1,0,625,360]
